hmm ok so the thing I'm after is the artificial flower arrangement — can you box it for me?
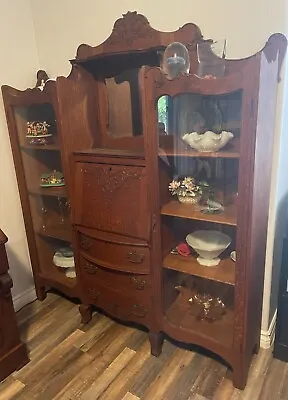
[168,177,202,204]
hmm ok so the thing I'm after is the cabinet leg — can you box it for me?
[35,286,47,301]
[79,304,93,324]
[148,331,163,357]
[232,364,249,390]
[253,340,260,354]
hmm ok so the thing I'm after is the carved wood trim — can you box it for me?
[1,70,54,105]
[72,11,287,85]
[262,33,287,82]
[34,70,49,88]
[0,230,7,246]
[105,11,153,46]
[75,11,202,61]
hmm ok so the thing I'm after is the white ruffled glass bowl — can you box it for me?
[182,131,233,152]
[186,230,231,266]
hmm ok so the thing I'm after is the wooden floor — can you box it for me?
[1,293,288,400]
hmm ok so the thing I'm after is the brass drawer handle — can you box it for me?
[127,251,145,264]
[83,262,98,275]
[131,304,147,318]
[81,236,92,251]
[130,276,146,290]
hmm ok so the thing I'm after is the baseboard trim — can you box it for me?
[260,310,277,349]
[12,286,37,312]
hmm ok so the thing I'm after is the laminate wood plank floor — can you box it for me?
[1,293,288,400]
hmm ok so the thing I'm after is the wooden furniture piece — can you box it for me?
[0,229,29,381]
[2,12,286,389]
[274,235,288,361]
[2,72,79,301]
[67,13,286,389]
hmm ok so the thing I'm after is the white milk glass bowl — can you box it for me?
[186,230,231,266]
[182,131,233,152]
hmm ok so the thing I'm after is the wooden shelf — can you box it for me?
[164,253,235,286]
[160,147,240,159]
[38,269,78,298]
[29,186,67,198]
[21,143,60,151]
[165,294,234,348]
[161,201,237,226]
[39,269,75,288]
[159,138,240,159]
[37,226,72,242]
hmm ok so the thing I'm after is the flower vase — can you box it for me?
[177,193,201,205]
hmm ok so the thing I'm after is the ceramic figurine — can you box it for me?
[26,121,52,145]
[40,170,65,187]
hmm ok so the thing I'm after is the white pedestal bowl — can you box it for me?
[186,230,231,266]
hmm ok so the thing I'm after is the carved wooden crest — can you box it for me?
[105,11,154,46]
[75,11,202,61]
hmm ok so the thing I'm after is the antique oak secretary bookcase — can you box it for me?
[3,12,287,389]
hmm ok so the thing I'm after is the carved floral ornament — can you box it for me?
[76,11,202,60]
[83,165,144,194]
[105,11,154,46]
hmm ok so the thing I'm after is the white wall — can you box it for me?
[0,0,39,309]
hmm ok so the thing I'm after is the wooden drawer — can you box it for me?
[85,282,151,326]
[74,163,150,240]
[79,255,152,299]
[79,232,150,274]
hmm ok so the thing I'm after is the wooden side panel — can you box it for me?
[247,52,280,355]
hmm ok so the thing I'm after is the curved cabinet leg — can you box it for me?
[79,304,93,324]
[148,331,164,357]
[35,286,47,301]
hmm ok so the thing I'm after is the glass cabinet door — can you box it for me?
[157,91,242,348]
[12,102,75,284]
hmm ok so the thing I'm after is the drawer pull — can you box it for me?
[83,262,98,275]
[130,276,146,290]
[81,236,92,251]
[131,304,147,318]
[127,251,145,264]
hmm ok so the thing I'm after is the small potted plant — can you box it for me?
[168,177,202,204]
